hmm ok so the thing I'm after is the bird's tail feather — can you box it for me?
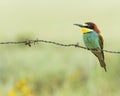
[91,50,107,72]
[98,58,107,72]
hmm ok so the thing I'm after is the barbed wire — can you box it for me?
[0,39,120,54]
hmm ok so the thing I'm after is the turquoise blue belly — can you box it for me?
[83,31,100,49]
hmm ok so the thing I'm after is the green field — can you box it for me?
[0,0,120,96]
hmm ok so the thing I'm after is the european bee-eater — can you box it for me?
[74,22,107,72]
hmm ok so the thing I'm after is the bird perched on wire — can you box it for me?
[74,22,107,72]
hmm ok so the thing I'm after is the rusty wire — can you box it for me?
[0,39,119,54]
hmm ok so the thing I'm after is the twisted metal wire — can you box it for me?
[0,39,119,54]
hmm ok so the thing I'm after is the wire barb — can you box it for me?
[0,39,119,54]
[25,40,32,47]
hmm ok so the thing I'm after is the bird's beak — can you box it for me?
[74,24,83,27]
[74,23,88,28]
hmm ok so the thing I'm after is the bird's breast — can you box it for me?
[83,32,100,49]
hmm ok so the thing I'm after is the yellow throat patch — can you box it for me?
[81,28,93,34]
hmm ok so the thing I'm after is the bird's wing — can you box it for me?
[99,34,104,49]
[98,33,104,59]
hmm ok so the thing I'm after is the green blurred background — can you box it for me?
[0,0,120,96]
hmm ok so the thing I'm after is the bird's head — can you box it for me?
[74,22,100,34]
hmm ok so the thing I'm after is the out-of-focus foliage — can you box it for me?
[0,0,120,96]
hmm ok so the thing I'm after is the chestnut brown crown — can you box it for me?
[85,22,100,33]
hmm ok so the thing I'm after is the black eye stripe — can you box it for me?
[86,26,94,29]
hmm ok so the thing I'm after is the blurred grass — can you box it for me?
[0,0,120,96]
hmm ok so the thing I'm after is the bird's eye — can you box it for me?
[87,25,94,29]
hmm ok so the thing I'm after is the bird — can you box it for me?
[74,22,107,72]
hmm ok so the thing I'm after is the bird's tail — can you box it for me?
[91,50,107,72]
[98,58,107,72]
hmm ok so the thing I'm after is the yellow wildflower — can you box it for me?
[8,89,16,96]
[16,80,27,89]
